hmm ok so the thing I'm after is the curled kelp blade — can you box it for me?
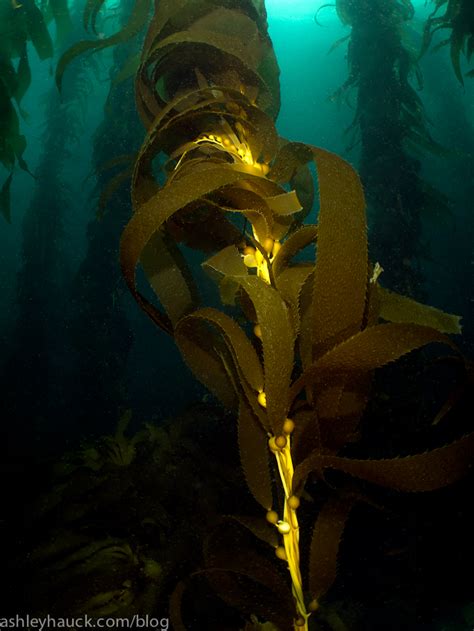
[290,323,457,403]
[177,307,264,393]
[308,496,357,603]
[56,0,151,91]
[293,431,474,494]
[238,400,273,510]
[272,225,317,278]
[203,520,295,629]
[120,163,267,333]
[142,9,277,117]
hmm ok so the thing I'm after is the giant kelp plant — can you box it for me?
[322,0,449,297]
[65,0,144,436]
[0,0,72,220]
[54,0,474,628]
[421,0,474,84]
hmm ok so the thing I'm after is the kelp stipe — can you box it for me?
[111,1,473,628]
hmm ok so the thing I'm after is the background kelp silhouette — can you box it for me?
[2,0,473,629]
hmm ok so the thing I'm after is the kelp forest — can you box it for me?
[0,0,473,629]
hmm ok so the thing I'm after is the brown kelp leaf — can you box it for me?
[294,432,474,493]
[174,316,235,407]
[290,162,315,223]
[56,0,151,91]
[141,230,199,326]
[120,164,264,333]
[272,225,317,278]
[264,190,302,216]
[308,496,356,601]
[202,245,248,282]
[146,19,273,110]
[377,286,462,334]
[274,265,313,335]
[311,145,368,354]
[238,277,295,434]
[0,172,13,223]
[269,141,368,353]
[238,401,273,510]
[180,307,264,393]
[204,520,295,629]
[226,515,279,549]
[290,323,457,402]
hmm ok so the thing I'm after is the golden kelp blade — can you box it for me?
[294,431,474,493]
[377,286,462,334]
[290,322,457,402]
[308,496,356,602]
[238,401,273,510]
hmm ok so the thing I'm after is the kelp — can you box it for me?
[322,0,451,296]
[56,0,152,92]
[107,0,474,628]
[421,0,474,84]
[0,0,72,222]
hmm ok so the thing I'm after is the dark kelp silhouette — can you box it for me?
[421,0,474,84]
[59,0,473,628]
[320,0,451,296]
[0,0,72,221]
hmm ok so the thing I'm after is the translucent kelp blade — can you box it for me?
[272,225,317,278]
[377,286,462,334]
[238,277,295,434]
[203,521,295,629]
[290,323,456,402]
[294,432,474,493]
[308,496,356,602]
[174,316,235,408]
[311,145,367,354]
[274,265,313,335]
[141,230,199,327]
[0,173,13,223]
[238,401,273,510]
[56,0,151,91]
[202,245,248,283]
[264,190,302,216]
[120,164,264,333]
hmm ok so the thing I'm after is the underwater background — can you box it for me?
[0,0,473,629]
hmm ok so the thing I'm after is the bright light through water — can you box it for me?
[265,0,429,21]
